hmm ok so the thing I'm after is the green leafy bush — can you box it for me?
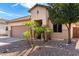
[23,31,31,39]
[23,20,39,27]
[44,27,51,33]
[35,27,44,34]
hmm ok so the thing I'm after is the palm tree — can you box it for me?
[23,20,51,47]
[23,20,38,47]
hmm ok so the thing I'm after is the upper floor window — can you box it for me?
[37,10,39,14]
[53,24,62,32]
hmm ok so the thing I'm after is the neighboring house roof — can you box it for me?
[0,19,8,24]
[29,4,48,12]
[8,16,31,23]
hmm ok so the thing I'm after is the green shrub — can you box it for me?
[23,20,39,27]
[35,27,44,34]
[23,31,31,40]
[44,27,51,33]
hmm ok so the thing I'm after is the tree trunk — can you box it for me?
[67,23,72,44]
[30,28,34,47]
[44,32,48,42]
[31,28,36,47]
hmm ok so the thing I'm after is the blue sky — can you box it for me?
[0,3,36,20]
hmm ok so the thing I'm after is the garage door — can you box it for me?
[73,27,79,38]
[11,26,29,38]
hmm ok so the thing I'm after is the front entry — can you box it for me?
[73,27,79,38]
[35,20,42,39]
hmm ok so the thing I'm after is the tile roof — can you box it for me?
[8,15,31,23]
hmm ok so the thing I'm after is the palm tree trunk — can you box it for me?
[31,28,35,47]
[67,23,72,44]
[44,32,48,42]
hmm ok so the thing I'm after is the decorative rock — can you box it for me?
[6,49,9,52]
[65,44,69,46]
[2,48,9,53]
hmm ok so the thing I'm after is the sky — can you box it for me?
[0,3,37,20]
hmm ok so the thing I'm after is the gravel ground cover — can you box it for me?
[29,39,79,56]
[0,39,79,56]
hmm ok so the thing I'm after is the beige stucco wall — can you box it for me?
[8,20,28,37]
[0,21,10,37]
[49,19,76,40]
[30,6,49,26]
[48,20,67,40]
[8,21,27,26]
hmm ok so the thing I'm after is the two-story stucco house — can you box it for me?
[28,4,77,40]
[0,4,79,40]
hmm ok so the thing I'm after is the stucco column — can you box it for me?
[71,26,73,39]
[42,20,47,26]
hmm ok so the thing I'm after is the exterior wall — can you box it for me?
[30,6,49,26]
[71,24,75,38]
[0,22,10,37]
[0,25,7,35]
[8,20,28,26]
[48,19,75,40]
[8,20,29,38]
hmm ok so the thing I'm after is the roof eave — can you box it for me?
[29,4,48,12]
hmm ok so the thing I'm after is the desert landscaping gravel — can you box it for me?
[29,39,79,56]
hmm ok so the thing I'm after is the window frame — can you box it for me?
[53,24,62,32]
[6,26,8,31]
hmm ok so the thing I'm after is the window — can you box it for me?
[6,26,8,31]
[53,24,62,32]
[37,10,39,14]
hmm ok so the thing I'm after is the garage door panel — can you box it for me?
[11,26,29,38]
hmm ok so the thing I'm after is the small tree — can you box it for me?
[44,27,52,41]
[48,3,79,44]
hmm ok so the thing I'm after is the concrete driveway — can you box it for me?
[0,37,23,46]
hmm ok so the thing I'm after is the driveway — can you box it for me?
[0,37,28,55]
[0,37,24,46]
